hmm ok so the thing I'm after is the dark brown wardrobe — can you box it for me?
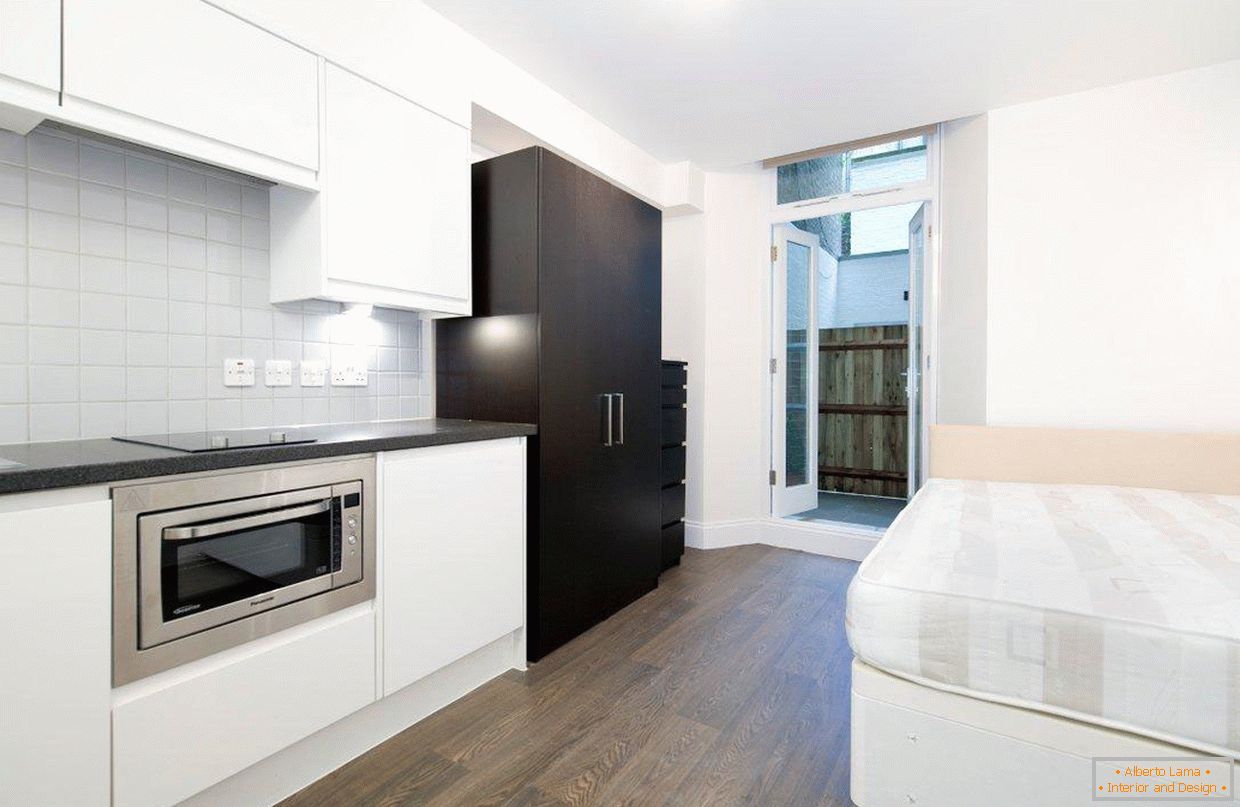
[436,147,662,661]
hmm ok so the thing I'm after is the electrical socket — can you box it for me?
[223,358,255,387]
[265,360,292,387]
[330,362,368,387]
[300,360,326,387]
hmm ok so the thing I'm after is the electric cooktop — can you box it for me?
[114,427,317,453]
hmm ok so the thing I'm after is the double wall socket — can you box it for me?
[331,362,368,387]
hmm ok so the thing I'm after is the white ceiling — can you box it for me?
[424,0,1240,168]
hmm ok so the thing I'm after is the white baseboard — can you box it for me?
[182,630,522,807]
[685,517,880,561]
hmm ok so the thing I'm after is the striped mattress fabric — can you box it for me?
[846,478,1240,758]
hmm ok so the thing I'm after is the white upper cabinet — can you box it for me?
[0,0,60,129]
[61,0,319,187]
[204,0,471,128]
[270,63,471,316]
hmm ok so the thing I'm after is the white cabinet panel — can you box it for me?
[323,64,469,303]
[62,0,318,181]
[113,607,376,807]
[270,63,471,315]
[0,490,111,807]
[0,0,58,91]
[381,438,525,695]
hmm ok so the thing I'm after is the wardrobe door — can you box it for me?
[533,151,623,658]
[594,178,662,615]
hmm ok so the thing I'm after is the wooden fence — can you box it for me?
[818,325,908,497]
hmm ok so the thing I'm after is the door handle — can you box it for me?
[162,499,333,542]
[614,393,624,446]
[601,394,614,446]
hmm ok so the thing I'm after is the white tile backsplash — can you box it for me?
[0,126,432,445]
[80,145,125,187]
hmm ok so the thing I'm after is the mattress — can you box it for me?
[846,478,1240,758]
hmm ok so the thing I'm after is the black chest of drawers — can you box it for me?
[660,360,687,570]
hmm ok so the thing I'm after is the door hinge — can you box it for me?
[927,224,934,239]
[770,244,778,262]
[769,470,777,486]
[770,358,777,374]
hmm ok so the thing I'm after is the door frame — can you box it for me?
[762,129,941,520]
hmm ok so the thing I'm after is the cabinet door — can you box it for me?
[0,0,59,92]
[381,438,524,695]
[62,0,318,172]
[0,491,111,806]
[323,63,470,309]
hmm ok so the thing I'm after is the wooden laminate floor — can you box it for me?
[281,545,859,807]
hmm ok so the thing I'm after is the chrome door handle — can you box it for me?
[601,394,614,446]
[614,392,624,445]
[162,499,332,542]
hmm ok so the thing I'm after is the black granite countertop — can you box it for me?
[0,419,536,495]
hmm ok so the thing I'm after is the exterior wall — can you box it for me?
[823,251,909,329]
[0,126,431,444]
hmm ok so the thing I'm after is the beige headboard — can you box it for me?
[930,425,1240,495]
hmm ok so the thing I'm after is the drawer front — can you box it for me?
[661,408,686,446]
[660,363,687,387]
[113,608,376,807]
[661,484,686,527]
[661,521,685,570]
[662,445,686,486]
[661,386,687,406]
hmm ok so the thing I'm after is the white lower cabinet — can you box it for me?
[0,489,111,807]
[112,606,376,807]
[381,437,526,695]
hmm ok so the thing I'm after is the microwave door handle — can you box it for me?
[162,498,333,542]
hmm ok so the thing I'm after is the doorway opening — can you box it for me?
[771,201,928,530]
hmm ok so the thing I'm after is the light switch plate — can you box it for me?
[330,361,368,387]
[223,358,255,387]
[300,360,326,387]
[265,359,292,387]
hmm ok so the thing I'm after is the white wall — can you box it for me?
[826,252,909,328]
[938,114,988,425]
[698,167,769,526]
[662,214,705,522]
[986,59,1240,431]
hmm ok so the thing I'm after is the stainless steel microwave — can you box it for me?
[112,456,376,685]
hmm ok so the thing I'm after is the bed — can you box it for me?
[847,425,1240,807]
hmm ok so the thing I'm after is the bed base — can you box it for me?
[851,660,1233,807]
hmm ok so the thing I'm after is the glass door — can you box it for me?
[771,224,819,517]
[906,204,926,496]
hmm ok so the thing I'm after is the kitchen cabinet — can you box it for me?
[60,0,319,187]
[0,0,60,131]
[0,488,111,807]
[113,606,376,807]
[270,62,471,316]
[380,437,525,695]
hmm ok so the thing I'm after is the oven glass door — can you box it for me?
[162,501,335,621]
[139,486,340,648]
